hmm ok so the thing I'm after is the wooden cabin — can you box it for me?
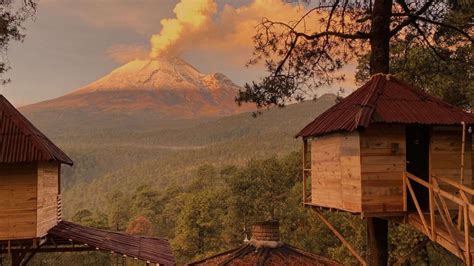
[0,95,73,240]
[297,74,474,217]
[0,95,175,265]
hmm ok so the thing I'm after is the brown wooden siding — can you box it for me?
[311,132,361,213]
[0,163,37,240]
[431,127,473,209]
[36,162,59,237]
[360,125,406,213]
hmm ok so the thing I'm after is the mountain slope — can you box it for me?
[20,57,251,133]
[52,95,337,215]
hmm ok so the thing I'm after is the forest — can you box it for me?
[27,152,462,265]
[0,0,472,265]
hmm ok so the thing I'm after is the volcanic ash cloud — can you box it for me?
[149,0,217,58]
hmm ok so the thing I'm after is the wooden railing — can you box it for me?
[403,172,473,264]
[57,194,62,222]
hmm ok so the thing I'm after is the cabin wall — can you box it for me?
[0,163,37,240]
[360,125,406,213]
[310,132,361,213]
[430,126,473,208]
[36,162,60,237]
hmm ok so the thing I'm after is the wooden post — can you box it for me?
[429,175,435,240]
[458,122,466,230]
[302,139,308,204]
[403,172,407,212]
[463,205,470,265]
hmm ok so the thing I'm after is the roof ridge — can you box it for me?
[353,75,387,128]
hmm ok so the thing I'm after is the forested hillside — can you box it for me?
[22,93,462,265]
[24,95,336,215]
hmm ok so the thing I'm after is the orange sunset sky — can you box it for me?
[2,0,356,106]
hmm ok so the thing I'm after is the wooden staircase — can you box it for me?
[403,172,474,264]
[408,213,474,260]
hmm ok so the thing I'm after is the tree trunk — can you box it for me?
[367,217,389,266]
[370,0,392,75]
[367,1,392,265]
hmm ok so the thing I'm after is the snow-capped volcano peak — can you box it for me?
[21,57,251,119]
[73,57,227,94]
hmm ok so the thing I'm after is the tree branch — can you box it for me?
[415,16,472,41]
[390,0,434,37]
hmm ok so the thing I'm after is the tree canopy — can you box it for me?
[0,0,37,84]
[237,0,473,109]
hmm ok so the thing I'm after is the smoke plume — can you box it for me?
[149,0,217,58]
[148,0,313,59]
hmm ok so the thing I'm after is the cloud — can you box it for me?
[105,44,149,63]
[148,0,311,61]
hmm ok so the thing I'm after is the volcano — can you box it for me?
[21,57,251,120]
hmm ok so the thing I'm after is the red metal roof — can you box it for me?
[297,74,474,138]
[48,221,175,265]
[189,243,341,265]
[0,95,73,165]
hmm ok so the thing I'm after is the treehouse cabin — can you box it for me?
[297,74,474,217]
[0,95,175,265]
[0,95,73,240]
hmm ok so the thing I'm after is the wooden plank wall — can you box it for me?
[0,163,37,240]
[311,132,362,213]
[431,126,473,209]
[360,125,406,213]
[36,162,59,237]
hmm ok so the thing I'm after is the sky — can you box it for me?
[2,0,355,106]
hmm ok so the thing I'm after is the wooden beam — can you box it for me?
[311,208,367,266]
[403,172,407,212]
[405,178,431,238]
[463,205,470,265]
[435,175,474,196]
[458,122,467,230]
[429,177,436,241]
[433,194,467,262]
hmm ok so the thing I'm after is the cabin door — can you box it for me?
[406,125,430,211]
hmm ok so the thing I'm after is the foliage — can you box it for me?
[107,190,131,231]
[0,0,37,83]
[237,0,472,109]
[172,189,229,263]
[355,4,474,109]
[356,44,473,109]
[126,216,154,236]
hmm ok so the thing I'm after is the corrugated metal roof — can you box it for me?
[48,221,175,265]
[189,243,341,265]
[296,74,474,138]
[0,95,73,165]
